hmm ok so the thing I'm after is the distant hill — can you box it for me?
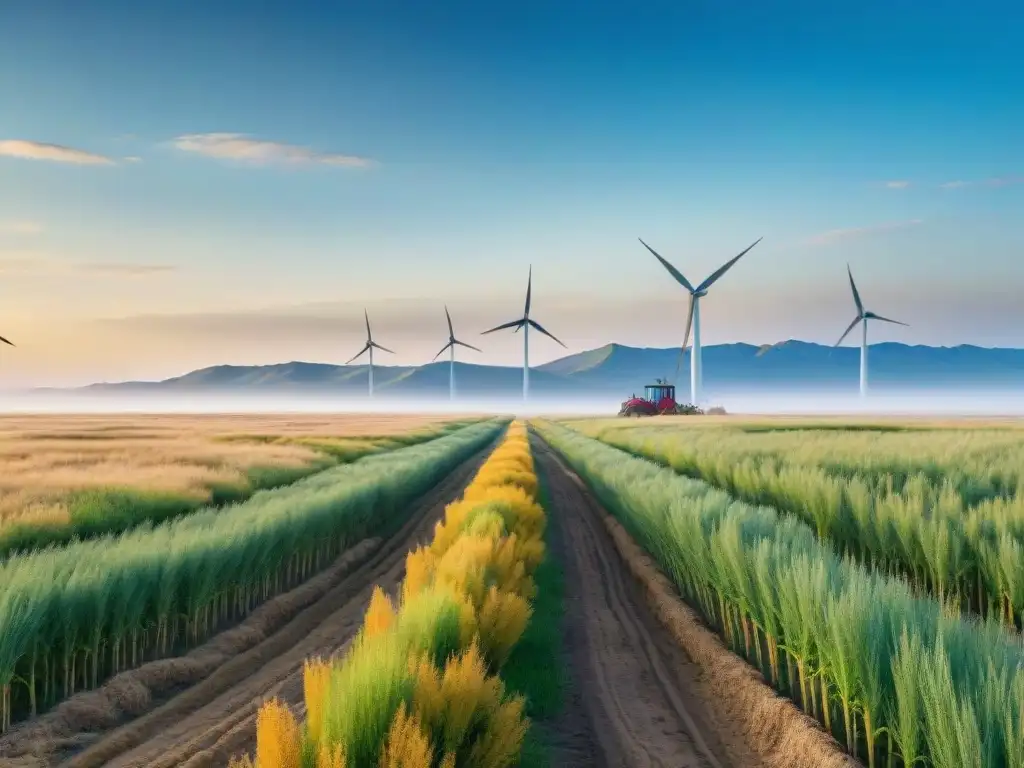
[41,341,1024,400]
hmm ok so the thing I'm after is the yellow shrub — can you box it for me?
[303,657,331,745]
[401,547,436,605]
[477,586,532,667]
[379,703,434,768]
[255,698,301,768]
[466,696,529,768]
[365,586,396,637]
[317,741,347,768]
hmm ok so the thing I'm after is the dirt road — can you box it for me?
[533,437,762,768]
[0,445,491,768]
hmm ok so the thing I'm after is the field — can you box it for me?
[1,412,1021,767]
[0,413,480,555]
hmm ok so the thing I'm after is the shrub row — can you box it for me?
[240,420,547,768]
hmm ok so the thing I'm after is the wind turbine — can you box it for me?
[481,265,566,400]
[346,310,394,397]
[639,236,762,406]
[834,265,908,398]
[433,305,481,400]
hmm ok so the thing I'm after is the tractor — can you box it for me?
[618,379,704,417]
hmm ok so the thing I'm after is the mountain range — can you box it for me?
[40,341,1024,401]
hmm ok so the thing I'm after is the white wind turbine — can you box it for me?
[346,310,394,397]
[639,236,763,406]
[834,264,909,398]
[432,305,481,400]
[481,265,566,400]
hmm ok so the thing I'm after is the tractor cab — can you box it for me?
[644,382,676,405]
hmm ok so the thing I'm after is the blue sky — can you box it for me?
[1,0,1022,385]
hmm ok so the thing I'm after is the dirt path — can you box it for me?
[533,437,763,768]
[40,446,492,768]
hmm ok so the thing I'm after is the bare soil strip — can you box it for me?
[536,436,858,768]
[533,437,759,768]
[0,445,492,768]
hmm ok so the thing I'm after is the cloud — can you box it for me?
[171,133,373,169]
[0,252,175,277]
[805,219,923,247]
[0,220,42,236]
[0,139,114,166]
[940,176,1023,189]
[123,156,142,163]
[885,180,911,189]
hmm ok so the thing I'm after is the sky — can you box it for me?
[1,0,1023,387]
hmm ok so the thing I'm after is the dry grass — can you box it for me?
[0,413,468,530]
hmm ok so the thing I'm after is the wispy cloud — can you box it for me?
[0,139,114,166]
[884,180,911,189]
[171,133,374,169]
[0,220,42,236]
[0,251,176,277]
[940,176,1023,189]
[806,218,923,247]
[123,156,142,163]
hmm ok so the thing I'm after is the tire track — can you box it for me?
[534,436,758,768]
[58,443,494,768]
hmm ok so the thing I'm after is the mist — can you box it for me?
[2,389,1024,418]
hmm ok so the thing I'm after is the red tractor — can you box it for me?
[618,380,703,417]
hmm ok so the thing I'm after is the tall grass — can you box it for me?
[580,421,1024,627]
[0,419,505,732]
[0,419,483,560]
[241,421,547,767]
[536,420,1024,768]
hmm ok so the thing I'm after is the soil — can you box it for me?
[533,436,764,768]
[0,445,492,768]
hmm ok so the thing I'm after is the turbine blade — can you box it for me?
[847,265,865,315]
[527,318,566,347]
[364,309,372,341]
[346,343,371,364]
[524,265,532,316]
[481,318,525,335]
[445,305,454,338]
[834,316,862,347]
[0,334,14,347]
[674,295,696,384]
[639,238,695,292]
[371,342,395,354]
[867,312,909,327]
[696,237,763,292]
[453,339,482,352]
[433,341,454,361]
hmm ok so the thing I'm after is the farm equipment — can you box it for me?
[618,380,704,417]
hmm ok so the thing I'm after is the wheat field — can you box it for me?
[0,413,470,531]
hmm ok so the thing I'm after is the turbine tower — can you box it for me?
[346,310,394,397]
[639,236,762,406]
[834,265,908,398]
[433,305,481,400]
[481,265,566,401]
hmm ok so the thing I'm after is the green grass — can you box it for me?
[501,467,566,768]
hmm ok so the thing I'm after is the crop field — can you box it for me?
[6,411,1020,768]
[546,415,1024,768]
[0,413,481,556]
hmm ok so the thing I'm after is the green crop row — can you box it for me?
[535,420,1024,768]
[581,423,1024,627]
[0,418,506,733]
[0,419,484,561]
[576,420,1024,504]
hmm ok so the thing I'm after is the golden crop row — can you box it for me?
[238,421,546,768]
